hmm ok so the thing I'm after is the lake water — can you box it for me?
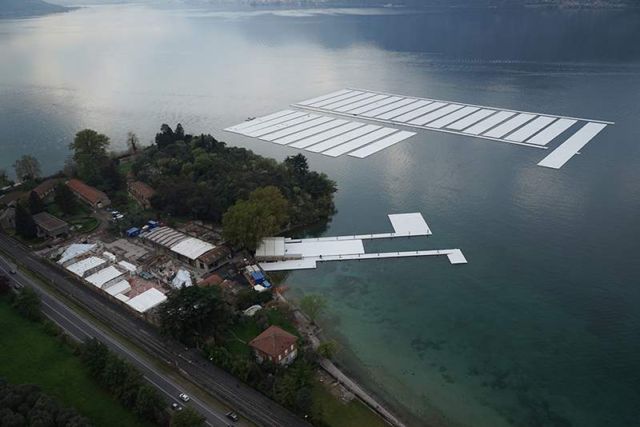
[1,5,640,426]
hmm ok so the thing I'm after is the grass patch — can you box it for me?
[312,379,387,427]
[0,300,144,427]
[225,305,299,358]
[68,216,99,233]
[225,318,261,358]
[265,306,299,336]
[46,201,90,219]
[118,161,133,176]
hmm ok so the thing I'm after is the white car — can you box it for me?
[178,393,190,402]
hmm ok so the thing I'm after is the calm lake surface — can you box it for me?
[1,5,640,426]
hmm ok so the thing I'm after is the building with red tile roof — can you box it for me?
[128,181,156,209]
[67,179,110,209]
[249,325,298,365]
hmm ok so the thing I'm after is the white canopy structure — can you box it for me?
[105,280,131,296]
[170,238,215,261]
[58,244,96,265]
[86,266,123,289]
[126,288,167,313]
[66,256,106,277]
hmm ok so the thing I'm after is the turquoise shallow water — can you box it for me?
[1,5,640,426]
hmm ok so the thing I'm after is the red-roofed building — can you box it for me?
[33,178,61,200]
[249,325,298,366]
[128,181,155,209]
[67,179,110,209]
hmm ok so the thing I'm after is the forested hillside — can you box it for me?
[0,0,68,18]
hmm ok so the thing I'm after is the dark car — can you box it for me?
[225,411,239,422]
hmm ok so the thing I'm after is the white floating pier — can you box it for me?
[225,112,417,158]
[256,213,464,272]
[537,122,608,169]
[348,131,417,158]
[225,88,612,169]
[291,88,613,168]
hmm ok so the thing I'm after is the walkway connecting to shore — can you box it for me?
[257,213,466,271]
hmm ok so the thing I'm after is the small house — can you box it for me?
[32,212,69,238]
[33,178,61,200]
[249,325,298,366]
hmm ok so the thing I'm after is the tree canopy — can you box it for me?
[171,407,205,427]
[0,169,10,187]
[54,183,78,215]
[69,129,123,193]
[159,286,232,347]
[132,124,336,226]
[78,339,165,424]
[299,294,327,321]
[13,155,41,182]
[0,379,90,427]
[222,186,289,250]
[11,287,42,321]
[15,203,38,240]
[28,191,45,215]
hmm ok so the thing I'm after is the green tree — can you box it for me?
[316,340,338,359]
[127,132,139,154]
[28,191,45,214]
[171,407,206,427]
[53,183,77,215]
[13,155,41,182]
[159,286,232,347]
[0,168,10,187]
[70,129,110,186]
[11,287,41,321]
[284,154,309,179]
[14,203,38,239]
[274,361,314,408]
[299,294,327,321]
[78,338,110,378]
[133,385,164,422]
[222,186,289,251]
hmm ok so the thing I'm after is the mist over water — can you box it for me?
[1,4,640,426]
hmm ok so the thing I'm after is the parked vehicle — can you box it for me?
[171,402,183,411]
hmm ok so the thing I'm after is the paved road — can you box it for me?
[0,254,237,427]
[0,233,310,427]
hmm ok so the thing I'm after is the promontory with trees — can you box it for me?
[131,124,337,247]
[1,124,388,426]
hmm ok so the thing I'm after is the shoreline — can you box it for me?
[276,288,412,427]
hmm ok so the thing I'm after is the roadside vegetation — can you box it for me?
[158,286,384,426]
[0,379,90,427]
[0,287,143,427]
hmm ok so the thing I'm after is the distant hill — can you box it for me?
[197,0,639,9]
[0,0,69,18]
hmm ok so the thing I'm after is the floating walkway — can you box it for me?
[294,88,613,168]
[256,213,466,272]
[260,249,467,271]
[225,88,612,169]
[225,111,416,159]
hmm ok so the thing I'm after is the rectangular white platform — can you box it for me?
[388,213,432,235]
[537,122,607,169]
